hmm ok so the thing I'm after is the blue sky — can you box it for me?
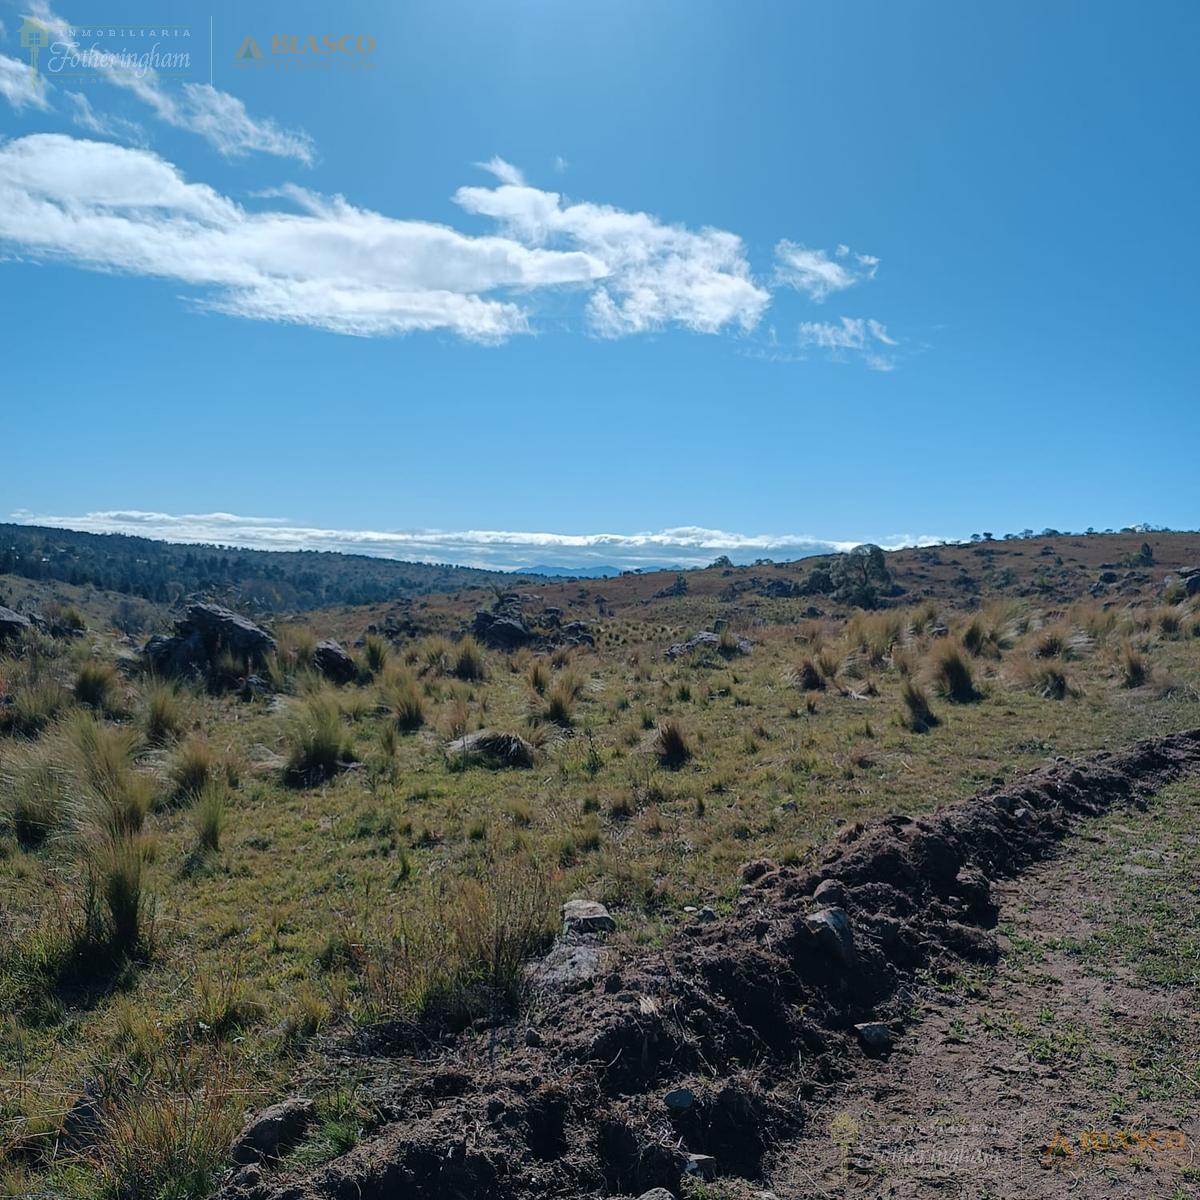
[1,1,1196,570]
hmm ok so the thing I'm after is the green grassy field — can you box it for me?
[2,578,1198,1199]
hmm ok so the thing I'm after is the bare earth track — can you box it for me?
[770,776,1200,1199]
[220,729,1200,1200]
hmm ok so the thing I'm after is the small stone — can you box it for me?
[684,1152,718,1180]
[812,878,846,905]
[740,858,775,883]
[636,1190,678,1200]
[664,1087,695,1113]
[230,1097,314,1165]
[854,1021,894,1055]
[683,905,698,913]
[524,1028,542,1047]
[562,899,616,936]
[231,1163,262,1189]
[804,907,855,961]
[696,906,717,924]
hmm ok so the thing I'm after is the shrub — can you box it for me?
[86,833,154,952]
[364,634,390,675]
[545,675,581,726]
[381,669,424,731]
[66,714,154,841]
[930,641,978,702]
[1012,654,1076,700]
[654,718,692,768]
[74,659,120,712]
[96,1051,240,1200]
[190,968,264,1039]
[170,735,216,801]
[193,781,227,853]
[452,636,487,682]
[55,604,86,632]
[900,679,938,732]
[527,660,549,695]
[1,673,70,737]
[1117,641,1146,688]
[850,611,905,666]
[276,624,317,670]
[1030,664,1073,700]
[285,695,354,786]
[364,858,554,1028]
[1031,627,1067,659]
[1,747,69,846]
[449,729,538,769]
[961,616,989,657]
[143,681,186,744]
[790,659,825,691]
[1155,607,1182,639]
[420,637,454,676]
[814,648,841,681]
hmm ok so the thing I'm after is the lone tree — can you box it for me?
[831,543,893,608]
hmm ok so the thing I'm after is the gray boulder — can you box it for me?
[527,941,612,992]
[0,605,32,642]
[562,899,616,936]
[311,639,356,684]
[230,1097,314,1165]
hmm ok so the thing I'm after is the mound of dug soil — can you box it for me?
[220,729,1200,1200]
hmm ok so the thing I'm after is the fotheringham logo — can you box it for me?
[24,21,193,81]
[233,32,377,71]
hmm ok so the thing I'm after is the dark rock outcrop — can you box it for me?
[0,605,32,642]
[311,639,356,684]
[143,604,276,677]
[473,611,536,650]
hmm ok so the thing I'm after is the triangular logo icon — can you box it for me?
[235,35,262,60]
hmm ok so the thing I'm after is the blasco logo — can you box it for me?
[233,32,377,69]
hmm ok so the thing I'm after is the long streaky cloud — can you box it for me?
[9,510,946,572]
[0,136,879,345]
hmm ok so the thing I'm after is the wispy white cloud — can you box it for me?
[0,128,892,353]
[0,53,48,111]
[0,134,605,340]
[476,155,526,186]
[9,509,946,571]
[29,3,314,163]
[64,90,144,143]
[455,167,770,336]
[797,316,898,370]
[774,240,878,301]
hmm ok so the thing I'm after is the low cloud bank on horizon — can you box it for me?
[8,510,946,572]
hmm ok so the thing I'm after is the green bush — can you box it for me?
[930,641,978,703]
[285,695,354,786]
[75,660,121,712]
